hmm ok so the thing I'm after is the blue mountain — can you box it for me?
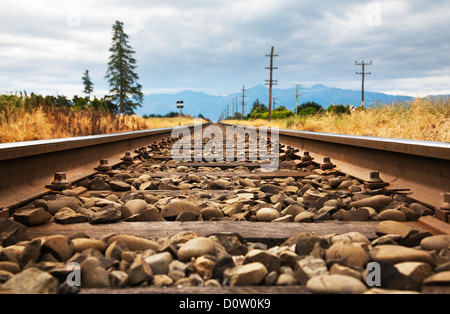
[136,84,415,121]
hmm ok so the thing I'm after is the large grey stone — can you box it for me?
[325,242,369,270]
[349,195,393,211]
[244,249,280,273]
[42,235,74,262]
[423,271,450,285]
[0,261,20,274]
[178,237,215,262]
[377,209,407,221]
[194,256,216,280]
[19,238,42,267]
[375,220,414,238]
[0,268,57,294]
[105,241,129,260]
[0,219,27,247]
[331,232,370,245]
[127,256,154,286]
[255,208,280,222]
[200,208,224,221]
[109,181,131,191]
[306,275,367,294]
[72,238,106,253]
[109,270,129,288]
[420,235,450,251]
[224,262,268,286]
[294,234,329,256]
[144,252,173,275]
[108,235,159,252]
[45,197,81,215]
[161,201,200,220]
[168,260,189,281]
[294,212,315,223]
[282,204,305,217]
[394,262,432,283]
[260,184,284,195]
[13,208,52,226]
[329,264,361,280]
[294,256,328,285]
[124,199,148,216]
[341,208,370,221]
[81,257,111,288]
[370,245,434,265]
[54,207,88,224]
[89,205,122,224]
[136,208,164,222]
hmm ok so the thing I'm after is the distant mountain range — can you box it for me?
[136,84,415,121]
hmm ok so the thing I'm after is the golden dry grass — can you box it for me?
[0,104,202,143]
[225,97,450,143]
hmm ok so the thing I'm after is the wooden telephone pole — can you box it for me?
[232,98,234,120]
[355,61,372,108]
[241,85,247,119]
[293,83,302,116]
[265,46,278,121]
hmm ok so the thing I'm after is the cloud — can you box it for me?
[0,0,449,99]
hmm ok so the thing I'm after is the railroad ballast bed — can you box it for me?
[0,123,449,294]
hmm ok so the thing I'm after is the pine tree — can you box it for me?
[105,20,143,114]
[82,70,94,99]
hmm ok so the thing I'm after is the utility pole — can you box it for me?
[265,46,278,121]
[355,61,372,108]
[235,96,238,119]
[232,98,235,120]
[241,85,247,120]
[293,83,302,116]
[273,97,277,111]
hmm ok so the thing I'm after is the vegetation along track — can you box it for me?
[0,123,449,294]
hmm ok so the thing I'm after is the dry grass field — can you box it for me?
[0,95,202,143]
[225,97,450,143]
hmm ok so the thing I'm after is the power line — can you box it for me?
[355,61,372,108]
[265,46,278,122]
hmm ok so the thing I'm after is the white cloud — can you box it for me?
[0,0,449,99]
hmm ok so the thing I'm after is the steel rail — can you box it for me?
[1,122,449,212]
[222,123,450,209]
[0,124,209,209]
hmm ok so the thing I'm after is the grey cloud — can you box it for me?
[0,0,449,98]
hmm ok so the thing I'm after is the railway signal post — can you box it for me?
[177,100,184,126]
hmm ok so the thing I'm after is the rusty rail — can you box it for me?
[0,125,209,209]
[221,123,450,210]
[1,123,449,216]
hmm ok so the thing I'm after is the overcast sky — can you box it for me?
[0,0,449,99]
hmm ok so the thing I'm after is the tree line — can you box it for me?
[222,99,354,121]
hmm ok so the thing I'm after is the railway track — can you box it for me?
[0,122,449,296]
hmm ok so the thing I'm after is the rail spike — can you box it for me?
[320,157,336,170]
[121,151,134,163]
[364,171,390,190]
[436,192,450,223]
[46,172,72,191]
[95,159,112,172]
